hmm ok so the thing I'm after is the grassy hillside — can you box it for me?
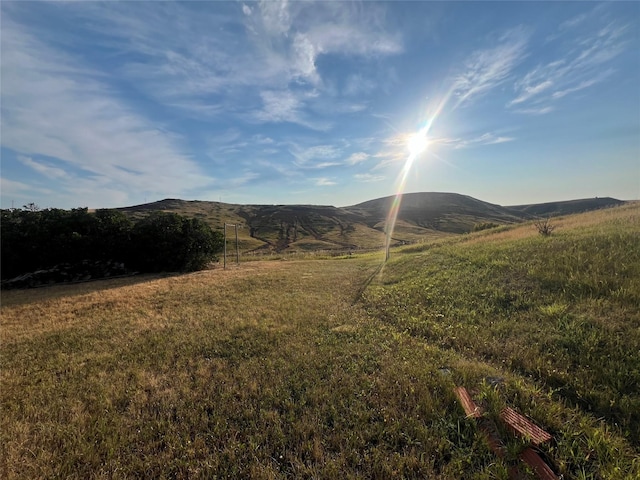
[364,203,640,462]
[347,192,527,234]
[114,194,625,255]
[118,199,361,254]
[2,204,638,478]
[508,197,625,217]
[118,199,391,254]
[115,192,543,254]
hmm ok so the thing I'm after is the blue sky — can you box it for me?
[1,1,638,209]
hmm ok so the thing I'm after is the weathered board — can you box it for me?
[500,407,552,445]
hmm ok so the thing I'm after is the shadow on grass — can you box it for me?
[1,271,190,307]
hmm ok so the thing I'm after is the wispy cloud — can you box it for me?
[250,90,330,130]
[254,0,292,37]
[551,70,614,99]
[1,14,212,206]
[315,177,337,186]
[508,79,553,106]
[254,90,305,123]
[18,156,67,180]
[62,1,402,127]
[343,74,378,96]
[438,132,516,149]
[226,171,261,188]
[253,135,275,145]
[290,144,344,168]
[513,106,555,115]
[254,159,297,179]
[452,27,529,107]
[1,177,53,197]
[559,13,590,31]
[346,152,370,165]
[510,17,629,113]
[354,173,385,183]
[370,132,414,170]
[555,5,607,35]
[258,1,403,86]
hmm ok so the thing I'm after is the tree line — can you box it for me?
[1,206,224,282]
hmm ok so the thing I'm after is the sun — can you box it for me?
[407,131,429,156]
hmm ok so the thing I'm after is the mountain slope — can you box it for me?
[115,193,624,254]
[345,192,527,234]
[508,197,624,217]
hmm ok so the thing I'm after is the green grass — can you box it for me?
[1,204,639,478]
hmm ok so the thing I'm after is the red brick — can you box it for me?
[520,447,558,479]
[479,422,506,458]
[500,407,552,445]
[453,386,483,418]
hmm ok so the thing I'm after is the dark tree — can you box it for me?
[130,212,223,272]
[1,207,223,284]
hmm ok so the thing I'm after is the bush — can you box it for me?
[472,222,500,232]
[1,207,223,283]
[534,218,556,236]
[130,212,223,272]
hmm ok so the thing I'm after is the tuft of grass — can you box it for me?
[538,302,569,318]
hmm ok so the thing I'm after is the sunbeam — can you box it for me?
[383,88,456,261]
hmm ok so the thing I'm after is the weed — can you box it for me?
[534,218,556,236]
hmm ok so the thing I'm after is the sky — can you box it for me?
[1,1,639,210]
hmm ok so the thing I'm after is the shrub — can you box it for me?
[130,212,223,272]
[534,218,556,236]
[472,222,500,232]
[1,207,223,283]
[1,207,103,278]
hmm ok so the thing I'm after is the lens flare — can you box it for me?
[384,145,421,261]
[384,88,455,261]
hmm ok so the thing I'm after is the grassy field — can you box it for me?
[2,204,639,478]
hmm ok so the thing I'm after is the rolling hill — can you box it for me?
[345,192,526,234]
[508,196,624,216]
[116,193,625,254]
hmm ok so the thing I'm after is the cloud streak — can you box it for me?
[290,143,344,168]
[347,152,370,165]
[438,133,516,149]
[354,173,385,183]
[1,14,212,206]
[18,156,67,180]
[509,17,629,113]
[452,28,529,107]
[315,177,337,186]
[62,0,402,130]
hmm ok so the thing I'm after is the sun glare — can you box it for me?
[407,131,429,156]
[385,94,451,261]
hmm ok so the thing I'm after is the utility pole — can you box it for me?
[223,223,240,269]
[235,224,239,265]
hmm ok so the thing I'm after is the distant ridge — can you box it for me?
[345,192,525,234]
[114,193,624,253]
[508,197,624,217]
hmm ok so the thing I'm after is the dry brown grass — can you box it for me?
[0,263,290,343]
[459,202,639,246]
[3,259,389,478]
